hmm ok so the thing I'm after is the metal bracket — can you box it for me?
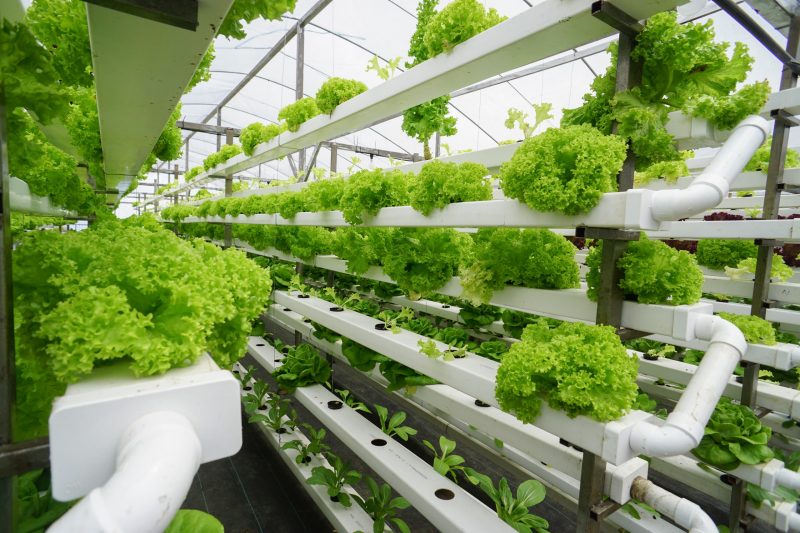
[576,227,641,241]
[755,239,784,247]
[771,109,800,127]
[615,327,648,341]
[591,1,643,35]
[590,499,622,521]
[0,438,49,478]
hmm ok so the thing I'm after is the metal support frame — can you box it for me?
[176,121,242,137]
[731,14,800,532]
[216,111,222,152]
[574,5,642,531]
[223,129,234,248]
[711,0,800,75]
[321,141,421,163]
[329,143,338,174]
[302,143,322,182]
[296,24,306,176]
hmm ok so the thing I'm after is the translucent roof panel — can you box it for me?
[120,0,799,216]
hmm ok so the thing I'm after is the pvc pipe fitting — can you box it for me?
[777,468,800,491]
[651,114,770,222]
[631,477,716,533]
[49,411,202,533]
[630,316,745,457]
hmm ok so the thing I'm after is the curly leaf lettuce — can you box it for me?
[495,320,638,423]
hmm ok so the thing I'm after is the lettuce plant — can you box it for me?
[745,137,800,172]
[375,404,417,441]
[726,254,793,283]
[718,312,776,345]
[460,228,579,304]
[695,239,758,270]
[278,97,320,132]
[203,144,242,170]
[408,160,491,215]
[353,477,411,533]
[499,125,627,215]
[422,0,505,57]
[315,77,368,114]
[562,11,769,172]
[586,235,703,306]
[13,222,271,439]
[273,344,331,392]
[495,320,639,423]
[219,0,297,40]
[382,228,471,298]
[240,122,284,156]
[340,169,409,224]
[307,453,361,507]
[692,399,774,470]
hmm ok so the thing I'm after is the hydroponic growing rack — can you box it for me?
[6,0,800,532]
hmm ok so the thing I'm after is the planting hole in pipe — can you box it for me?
[277,428,288,434]
[255,343,265,347]
[435,488,455,500]
[375,323,387,331]
[301,456,311,464]
[303,319,312,323]
[371,438,387,447]
[327,400,343,410]
[283,308,292,312]
[447,349,466,359]
[330,307,344,312]
[281,347,290,354]
[244,386,252,391]
[720,474,737,486]
[474,400,490,408]
[441,304,450,309]
[643,353,660,361]
[298,294,310,299]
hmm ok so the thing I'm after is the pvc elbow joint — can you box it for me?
[694,314,748,356]
[650,114,770,222]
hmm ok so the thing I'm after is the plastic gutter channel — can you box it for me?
[237,244,710,341]
[174,206,800,239]
[233,363,380,533]
[261,314,683,533]
[271,290,658,465]
[230,242,800,371]
[651,455,800,532]
[179,192,660,230]
[267,309,800,530]
[637,375,800,445]
[143,81,800,209]
[246,342,516,532]
[86,0,233,200]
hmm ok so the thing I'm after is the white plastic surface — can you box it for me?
[49,353,241,501]
[49,411,202,533]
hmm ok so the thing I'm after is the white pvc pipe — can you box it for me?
[631,477,716,533]
[49,411,202,533]
[630,315,747,457]
[651,115,770,222]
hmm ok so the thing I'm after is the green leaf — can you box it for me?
[516,480,546,508]
[165,510,224,533]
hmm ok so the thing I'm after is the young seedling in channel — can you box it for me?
[307,453,362,507]
[375,404,417,441]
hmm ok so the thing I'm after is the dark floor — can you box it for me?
[181,419,332,533]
